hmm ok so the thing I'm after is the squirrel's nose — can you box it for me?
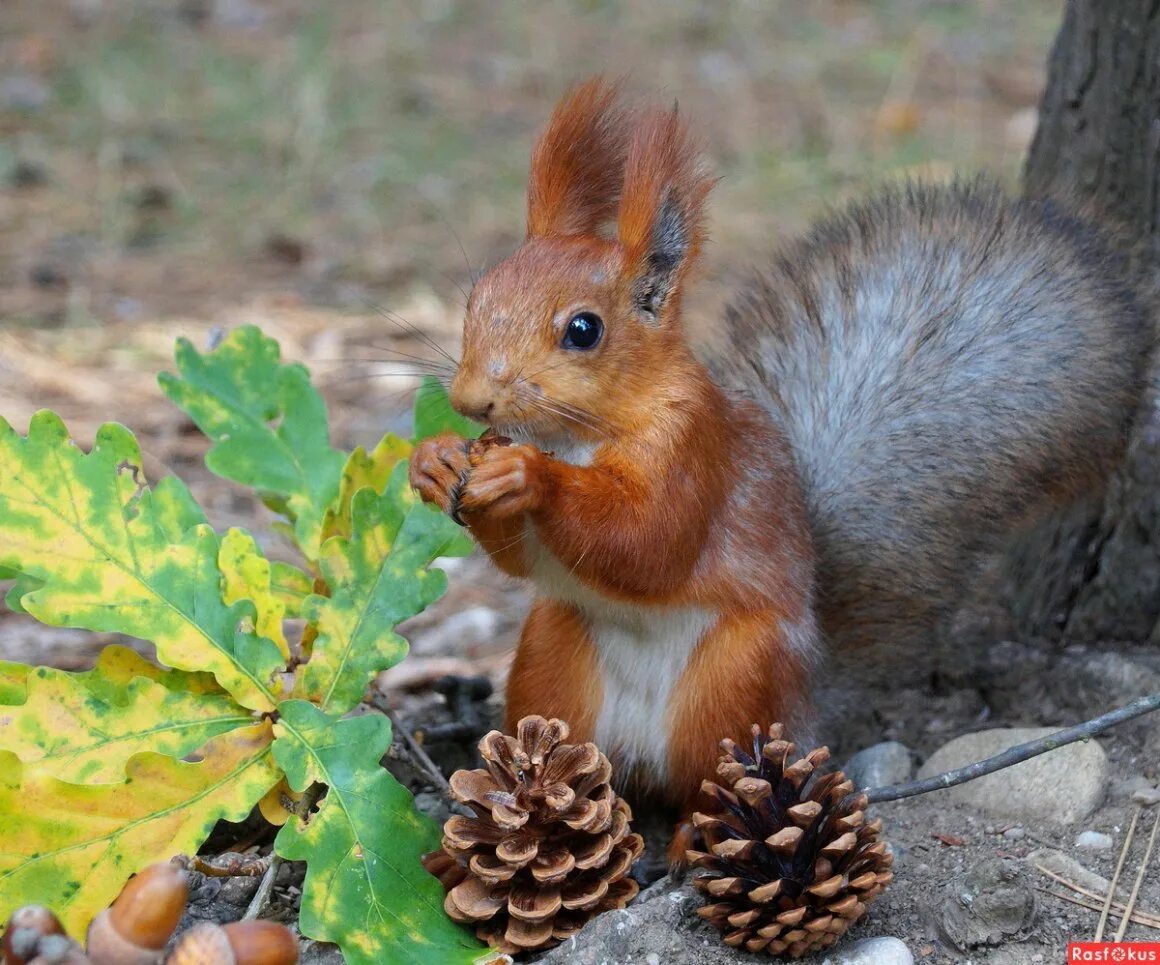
[450,381,496,422]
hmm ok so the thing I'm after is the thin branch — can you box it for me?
[1115,808,1160,942]
[1037,888,1160,932]
[1096,808,1140,941]
[242,855,282,921]
[368,694,450,793]
[864,692,1160,804]
[1034,863,1160,928]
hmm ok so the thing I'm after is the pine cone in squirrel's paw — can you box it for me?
[688,723,894,958]
[422,715,644,954]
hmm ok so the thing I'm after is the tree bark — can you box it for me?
[1009,0,1160,642]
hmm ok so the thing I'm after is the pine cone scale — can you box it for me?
[691,724,894,959]
[423,716,643,955]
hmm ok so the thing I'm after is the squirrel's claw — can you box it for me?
[408,433,472,516]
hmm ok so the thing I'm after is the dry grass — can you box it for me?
[1,0,1060,330]
[0,0,1064,559]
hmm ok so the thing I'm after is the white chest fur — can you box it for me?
[523,532,715,784]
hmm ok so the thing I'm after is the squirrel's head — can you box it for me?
[450,78,715,445]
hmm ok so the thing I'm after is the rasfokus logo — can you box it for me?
[1069,944,1160,962]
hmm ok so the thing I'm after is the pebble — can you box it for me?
[820,936,914,965]
[1003,827,1026,841]
[410,605,501,655]
[916,727,1108,824]
[1026,848,1110,894]
[1075,831,1114,850]
[0,73,50,112]
[935,858,1036,948]
[844,741,914,790]
[1131,785,1160,807]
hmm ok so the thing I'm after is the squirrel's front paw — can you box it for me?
[458,443,546,519]
[408,433,471,515]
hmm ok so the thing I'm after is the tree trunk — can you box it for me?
[1009,0,1160,642]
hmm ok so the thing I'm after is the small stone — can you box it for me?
[1027,848,1110,895]
[1075,831,1113,850]
[409,606,502,656]
[820,936,914,965]
[935,858,1036,948]
[917,728,1108,824]
[844,741,914,790]
[647,955,661,965]
[0,73,50,112]
[1003,827,1026,841]
[1131,785,1160,807]
[7,159,47,188]
[1111,775,1154,799]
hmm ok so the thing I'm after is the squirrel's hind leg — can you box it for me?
[664,609,817,870]
[503,599,603,738]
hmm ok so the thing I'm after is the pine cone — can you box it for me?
[422,716,644,954]
[688,724,894,958]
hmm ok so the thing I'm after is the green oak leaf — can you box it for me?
[269,559,314,619]
[413,376,484,442]
[0,655,251,782]
[321,433,412,544]
[219,528,292,660]
[0,412,284,711]
[0,722,280,935]
[0,662,30,704]
[292,463,469,714]
[158,326,345,560]
[272,701,484,965]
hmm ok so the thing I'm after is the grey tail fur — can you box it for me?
[711,179,1155,653]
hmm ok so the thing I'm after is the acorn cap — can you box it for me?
[3,906,66,965]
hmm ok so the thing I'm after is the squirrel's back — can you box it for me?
[712,179,1154,653]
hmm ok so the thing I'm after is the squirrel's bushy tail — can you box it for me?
[714,180,1154,653]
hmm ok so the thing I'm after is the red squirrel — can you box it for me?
[408,78,1153,862]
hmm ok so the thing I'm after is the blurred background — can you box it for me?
[0,0,1064,676]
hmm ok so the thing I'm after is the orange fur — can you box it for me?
[504,599,603,739]
[666,609,813,808]
[618,107,715,303]
[409,78,818,863]
[526,78,633,239]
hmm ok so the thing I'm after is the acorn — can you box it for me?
[25,934,89,965]
[165,921,298,965]
[86,864,188,965]
[3,906,67,964]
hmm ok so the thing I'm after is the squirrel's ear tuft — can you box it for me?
[527,77,633,239]
[617,106,715,322]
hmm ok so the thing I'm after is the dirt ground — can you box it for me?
[4,1,1158,962]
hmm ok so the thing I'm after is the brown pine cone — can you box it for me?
[422,716,644,954]
[688,724,894,958]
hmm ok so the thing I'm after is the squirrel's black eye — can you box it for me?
[562,312,603,350]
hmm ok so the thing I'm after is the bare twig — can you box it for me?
[242,855,282,921]
[1096,809,1140,942]
[1034,863,1160,928]
[368,694,450,793]
[1037,888,1160,932]
[192,853,271,878]
[1114,808,1160,942]
[864,692,1160,804]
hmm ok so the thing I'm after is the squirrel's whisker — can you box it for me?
[364,301,461,367]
